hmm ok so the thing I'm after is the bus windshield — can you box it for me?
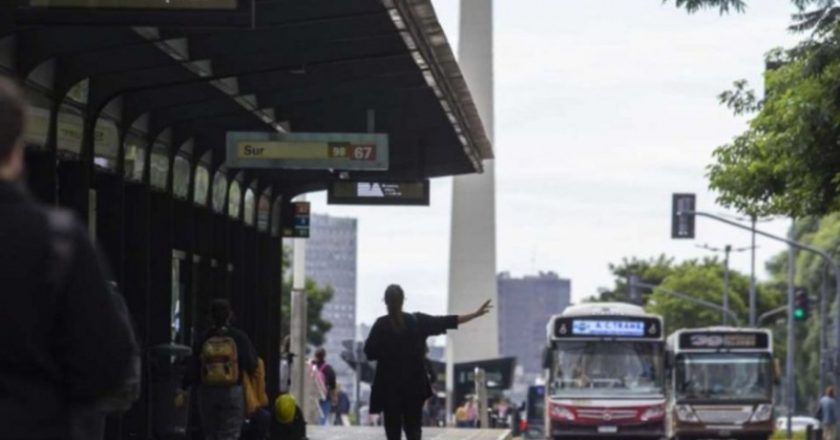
[675,353,772,402]
[550,341,663,397]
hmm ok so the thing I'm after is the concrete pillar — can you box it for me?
[447,0,499,420]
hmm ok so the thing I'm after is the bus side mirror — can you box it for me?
[773,358,782,385]
[542,346,552,370]
[665,352,674,370]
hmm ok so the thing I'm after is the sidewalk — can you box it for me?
[308,426,513,440]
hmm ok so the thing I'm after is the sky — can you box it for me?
[306,0,805,327]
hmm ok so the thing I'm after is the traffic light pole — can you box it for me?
[680,209,840,440]
[630,280,742,326]
[786,240,795,440]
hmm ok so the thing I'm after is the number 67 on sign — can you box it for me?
[226,131,388,171]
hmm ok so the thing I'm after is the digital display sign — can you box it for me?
[226,132,389,171]
[572,319,645,337]
[328,180,429,206]
[16,0,254,27]
[281,201,310,239]
[678,331,770,350]
[552,316,662,340]
[23,0,239,9]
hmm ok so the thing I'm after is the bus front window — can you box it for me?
[675,353,772,401]
[550,341,663,397]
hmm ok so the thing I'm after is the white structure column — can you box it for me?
[446,0,499,418]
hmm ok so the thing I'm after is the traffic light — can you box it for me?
[793,288,809,321]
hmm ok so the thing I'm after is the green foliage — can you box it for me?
[280,246,335,347]
[669,0,840,34]
[598,255,784,334]
[707,38,840,217]
[646,258,752,334]
[764,214,840,411]
[595,255,675,304]
[665,0,747,15]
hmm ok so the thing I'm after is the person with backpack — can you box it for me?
[191,299,258,440]
[0,76,137,439]
[364,284,492,440]
[310,347,337,425]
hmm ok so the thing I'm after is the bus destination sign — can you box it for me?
[678,331,769,350]
[226,132,388,171]
[553,316,662,339]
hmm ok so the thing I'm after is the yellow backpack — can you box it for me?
[201,332,239,386]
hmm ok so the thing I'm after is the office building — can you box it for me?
[306,214,358,396]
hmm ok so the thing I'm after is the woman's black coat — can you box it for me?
[364,312,458,413]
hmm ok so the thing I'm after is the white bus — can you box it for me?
[666,327,775,440]
[543,303,666,439]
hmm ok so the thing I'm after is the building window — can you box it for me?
[56,104,84,156]
[257,188,271,232]
[123,133,146,182]
[271,197,282,237]
[243,186,256,226]
[172,155,191,200]
[194,165,210,206]
[212,170,228,214]
[150,143,169,191]
[228,180,242,219]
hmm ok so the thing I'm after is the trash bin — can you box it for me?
[148,343,192,439]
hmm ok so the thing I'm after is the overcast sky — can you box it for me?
[307,0,803,327]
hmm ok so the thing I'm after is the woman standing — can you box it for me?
[364,284,492,440]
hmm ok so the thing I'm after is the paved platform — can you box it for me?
[308,426,513,440]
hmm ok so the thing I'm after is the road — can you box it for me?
[308,426,513,440]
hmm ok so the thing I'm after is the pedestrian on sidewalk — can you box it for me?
[190,299,258,440]
[310,347,337,425]
[0,76,137,440]
[817,386,838,440]
[364,284,492,440]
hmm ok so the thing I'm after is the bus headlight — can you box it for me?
[641,405,666,421]
[549,404,575,421]
[675,405,699,423]
[750,404,773,422]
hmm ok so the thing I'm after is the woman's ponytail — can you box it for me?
[384,284,405,330]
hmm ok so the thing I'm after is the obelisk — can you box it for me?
[446,0,498,415]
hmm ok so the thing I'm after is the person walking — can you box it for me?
[311,347,337,425]
[333,385,351,426]
[364,284,492,440]
[817,386,838,440]
[0,76,137,439]
[192,299,258,440]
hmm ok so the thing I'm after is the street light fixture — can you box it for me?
[696,243,755,325]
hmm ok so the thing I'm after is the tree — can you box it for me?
[594,255,675,304]
[644,258,752,334]
[665,1,840,217]
[706,41,840,217]
[762,214,840,411]
[667,0,840,34]
[280,246,335,347]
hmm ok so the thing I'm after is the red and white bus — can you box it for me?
[543,303,666,439]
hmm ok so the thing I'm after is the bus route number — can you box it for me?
[329,143,376,161]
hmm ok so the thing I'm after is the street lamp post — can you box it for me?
[697,243,753,326]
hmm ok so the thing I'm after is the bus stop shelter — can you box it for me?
[0,1,492,438]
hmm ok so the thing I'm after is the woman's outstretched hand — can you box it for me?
[458,299,494,324]
[475,300,492,317]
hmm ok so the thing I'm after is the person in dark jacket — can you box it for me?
[191,299,258,440]
[364,284,492,440]
[0,76,136,439]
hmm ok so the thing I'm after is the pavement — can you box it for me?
[308,426,513,440]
